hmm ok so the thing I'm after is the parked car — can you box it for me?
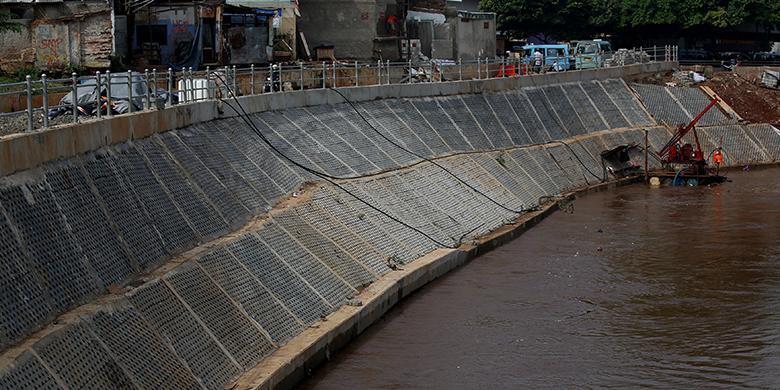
[574,40,613,70]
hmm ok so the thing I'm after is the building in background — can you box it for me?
[130,0,298,68]
[298,0,496,61]
[452,10,496,60]
[0,0,498,72]
[222,0,299,62]
[405,1,496,60]
[0,0,114,73]
[298,0,399,60]
[130,0,213,68]
[0,0,299,73]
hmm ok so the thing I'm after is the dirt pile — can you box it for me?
[701,72,780,125]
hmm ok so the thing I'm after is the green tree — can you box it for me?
[480,0,780,38]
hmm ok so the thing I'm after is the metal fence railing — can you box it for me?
[0,45,677,136]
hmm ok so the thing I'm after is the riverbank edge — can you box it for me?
[234,176,641,390]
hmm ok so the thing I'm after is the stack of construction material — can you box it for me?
[607,49,650,67]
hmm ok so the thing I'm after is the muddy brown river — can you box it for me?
[300,167,780,389]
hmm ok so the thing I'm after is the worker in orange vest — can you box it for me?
[712,147,724,173]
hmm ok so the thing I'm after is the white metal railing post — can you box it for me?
[386,60,390,84]
[332,61,337,87]
[377,60,382,85]
[127,70,134,113]
[166,68,173,107]
[95,71,102,119]
[477,57,481,79]
[144,69,151,109]
[181,69,188,103]
[485,57,490,78]
[322,62,326,88]
[106,70,113,116]
[501,57,506,77]
[250,64,255,95]
[152,69,159,105]
[407,59,412,83]
[355,61,359,86]
[191,67,197,101]
[221,66,228,96]
[25,75,33,131]
[268,64,273,93]
[231,65,237,94]
[300,63,305,90]
[204,66,211,99]
[183,68,188,102]
[41,74,49,127]
[459,58,463,80]
[72,72,79,122]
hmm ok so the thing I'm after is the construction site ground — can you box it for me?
[634,66,780,125]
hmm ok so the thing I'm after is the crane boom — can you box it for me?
[657,97,719,159]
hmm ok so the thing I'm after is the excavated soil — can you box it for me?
[701,72,780,125]
[633,68,780,126]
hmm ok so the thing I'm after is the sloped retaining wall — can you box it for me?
[0,64,778,389]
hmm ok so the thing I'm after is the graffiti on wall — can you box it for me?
[34,23,70,69]
[171,18,195,63]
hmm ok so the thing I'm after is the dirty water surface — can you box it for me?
[300,167,780,389]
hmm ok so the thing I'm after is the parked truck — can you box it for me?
[522,44,570,72]
[574,40,613,70]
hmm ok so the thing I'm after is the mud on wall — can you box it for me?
[0,1,112,73]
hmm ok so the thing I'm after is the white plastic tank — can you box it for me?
[177,78,214,102]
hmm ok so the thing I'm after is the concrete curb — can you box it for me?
[234,177,638,390]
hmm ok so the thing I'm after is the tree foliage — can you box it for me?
[480,0,780,39]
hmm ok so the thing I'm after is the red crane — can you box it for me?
[657,97,719,163]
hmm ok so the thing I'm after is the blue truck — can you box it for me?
[521,44,570,72]
[574,40,613,70]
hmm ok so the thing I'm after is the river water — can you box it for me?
[301,167,780,389]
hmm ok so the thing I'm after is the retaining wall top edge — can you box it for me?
[0,62,676,177]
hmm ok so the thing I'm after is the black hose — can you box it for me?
[545,139,604,181]
[209,72,458,249]
[328,87,527,214]
[525,77,608,182]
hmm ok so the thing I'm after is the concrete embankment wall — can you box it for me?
[1,61,779,389]
[0,62,673,177]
